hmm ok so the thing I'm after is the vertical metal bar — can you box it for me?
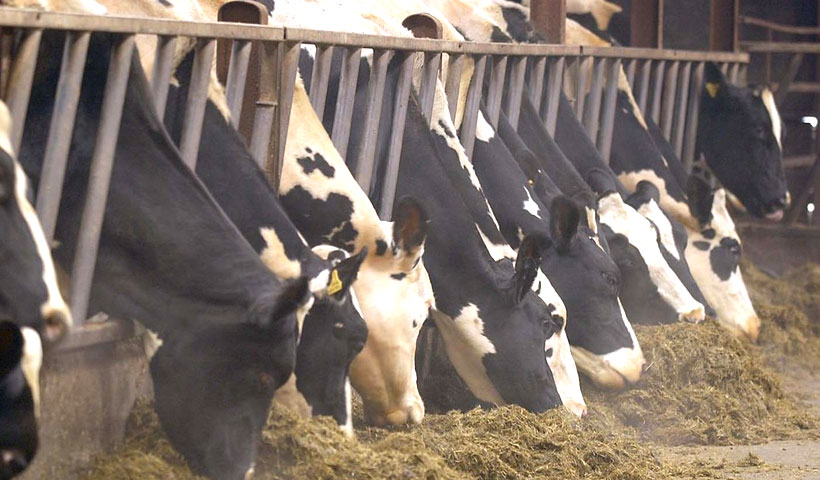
[597,58,621,163]
[485,55,507,128]
[150,35,176,120]
[225,39,251,128]
[35,31,90,243]
[379,52,414,220]
[626,58,637,88]
[728,62,740,84]
[650,59,666,125]
[720,62,729,76]
[637,59,652,115]
[330,47,362,157]
[459,55,487,160]
[530,0,567,43]
[308,44,333,120]
[354,49,392,194]
[671,62,691,159]
[527,56,547,113]
[583,57,605,140]
[179,38,215,170]
[503,56,527,130]
[660,60,679,140]
[444,53,464,122]
[739,63,748,86]
[250,41,278,172]
[69,35,135,324]
[273,41,301,190]
[544,56,565,136]
[682,62,704,172]
[4,28,41,155]
[418,51,441,124]
[575,56,592,121]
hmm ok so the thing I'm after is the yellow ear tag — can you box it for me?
[705,82,720,98]
[328,269,343,295]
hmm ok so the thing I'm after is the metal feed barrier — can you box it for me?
[0,7,747,334]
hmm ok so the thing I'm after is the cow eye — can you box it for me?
[754,125,767,141]
[602,271,618,288]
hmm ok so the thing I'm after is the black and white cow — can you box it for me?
[0,102,71,345]
[0,322,41,480]
[19,31,306,479]
[161,51,369,434]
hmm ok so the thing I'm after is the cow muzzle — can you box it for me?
[0,449,28,478]
[571,346,645,390]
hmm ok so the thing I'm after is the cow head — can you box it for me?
[685,176,759,341]
[698,62,787,220]
[0,322,40,480]
[596,188,706,325]
[151,278,305,480]
[349,197,433,426]
[0,103,71,344]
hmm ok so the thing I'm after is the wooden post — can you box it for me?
[630,0,663,48]
[710,0,739,51]
[530,0,566,44]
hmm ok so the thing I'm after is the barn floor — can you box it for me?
[658,366,820,479]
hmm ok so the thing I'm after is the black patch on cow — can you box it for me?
[326,249,348,264]
[280,186,358,251]
[709,237,741,281]
[296,152,335,178]
[702,228,716,239]
[693,241,711,251]
[490,26,511,43]
[375,239,387,256]
[158,0,172,6]
[437,119,455,138]
[545,348,553,358]
[390,273,406,280]
[305,147,313,154]
[256,0,274,14]
[501,6,547,43]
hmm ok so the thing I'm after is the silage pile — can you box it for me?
[83,262,820,479]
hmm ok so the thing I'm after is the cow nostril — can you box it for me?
[2,449,28,474]
[42,309,70,344]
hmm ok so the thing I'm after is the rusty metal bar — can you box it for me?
[671,62,691,158]
[379,52,414,220]
[740,14,820,35]
[503,55,527,129]
[225,39,251,128]
[150,35,176,119]
[527,56,547,116]
[308,44,333,120]
[626,58,637,88]
[650,59,666,125]
[637,59,652,114]
[660,60,679,140]
[597,58,621,163]
[4,28,41,154]
[485,55,508,127]
[460,55,486,160]
[575,56,592,121]
[354,49,392,194]
[274,41,301,189]
[69,35,135,324]
[444,53,464,123]
[583,57,605,140]
[530,0,566,44]
[418,51,441,124]
[330,46,362,157]
[682,62,704,172]
[544,56,564,136]
[250,40,277,171]
[179,38,215,170]
[35,31,90,243]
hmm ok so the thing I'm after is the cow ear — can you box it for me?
[704,62,728,99]
[687,175,714,226]
[0,321,24,376]
[327,247,367,300]
[271,277,310,321]
[550,196,580,254]
[625,180,660,209]
[586,167,616,195]
[393,196,429,256]
[512,233,551,303]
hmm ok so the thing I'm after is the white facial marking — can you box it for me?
[431,306,505,405]
[341,378,353,437]
[522,186,541,219]
[637,199,680,261]
[142,328,163,361]
[597,193,705,322]
[760,88,782,149]
[20,327,42,419]
[474,110,496,142]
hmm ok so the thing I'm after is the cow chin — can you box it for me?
[764,209,784,222]
[570,345,645,390]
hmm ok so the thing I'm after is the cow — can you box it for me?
[160,50,369,434]
[0,102,71,345]
[18,30,306,479]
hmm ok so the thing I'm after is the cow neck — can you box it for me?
[19,36,282,333]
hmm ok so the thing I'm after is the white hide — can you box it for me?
[760,88,782,150]
[566,0,622,30]
[19,327,43,419]
[637,199,680,261]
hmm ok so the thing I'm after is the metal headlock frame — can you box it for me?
[0,8,747,336]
